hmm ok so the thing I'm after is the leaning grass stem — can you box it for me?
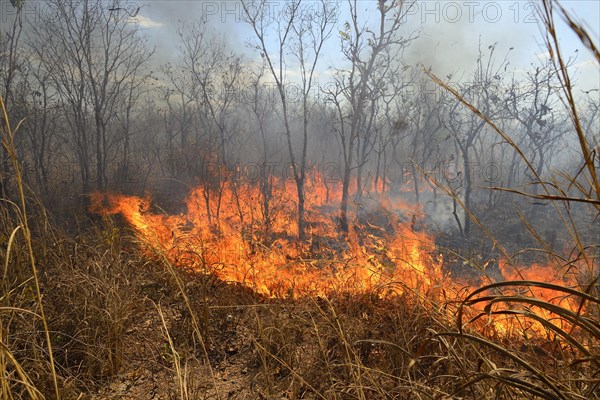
[541,1,600,203]
[438,332,570,400]
[156,302,188,400]
[159,254,221,399]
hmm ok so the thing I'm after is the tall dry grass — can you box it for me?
[1,95,165,397]
[1,95,59,399]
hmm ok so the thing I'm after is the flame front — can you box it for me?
[91,176,444,298]
[90,173,587,339]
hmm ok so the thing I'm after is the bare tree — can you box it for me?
[246,63,280,243]
[394,74,447,203]
[176,21,242,166]
[21,54,60,197]
[164,20,245,231]
[441,43,509,237]
[31,0,152,193]
[242,0,337,241]
[0,1,24,198]
[327,0,413,233]
[160,65,196,179]
[505,60,566,196]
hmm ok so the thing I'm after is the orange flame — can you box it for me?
[90,176,444,298]
[89,173,587,339]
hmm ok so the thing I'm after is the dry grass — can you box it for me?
[1,94,59,399]
[0,207,597,398]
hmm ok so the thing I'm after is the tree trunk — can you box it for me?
[297,177,306,241]
[463,150,472,238]
[340,153,352,233]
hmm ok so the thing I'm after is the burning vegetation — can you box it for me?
[89,171,593,343]
[90,175,445,299]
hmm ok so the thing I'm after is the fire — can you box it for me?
[89,172,588,339]
[90,175,444,298]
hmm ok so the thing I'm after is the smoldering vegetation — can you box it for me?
[0,0,598,398]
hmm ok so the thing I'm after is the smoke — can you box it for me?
[402,1,539,77]
[139,0,256,66]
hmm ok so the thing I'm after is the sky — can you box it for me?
[0,0,598,91]
[127,0,599,92]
